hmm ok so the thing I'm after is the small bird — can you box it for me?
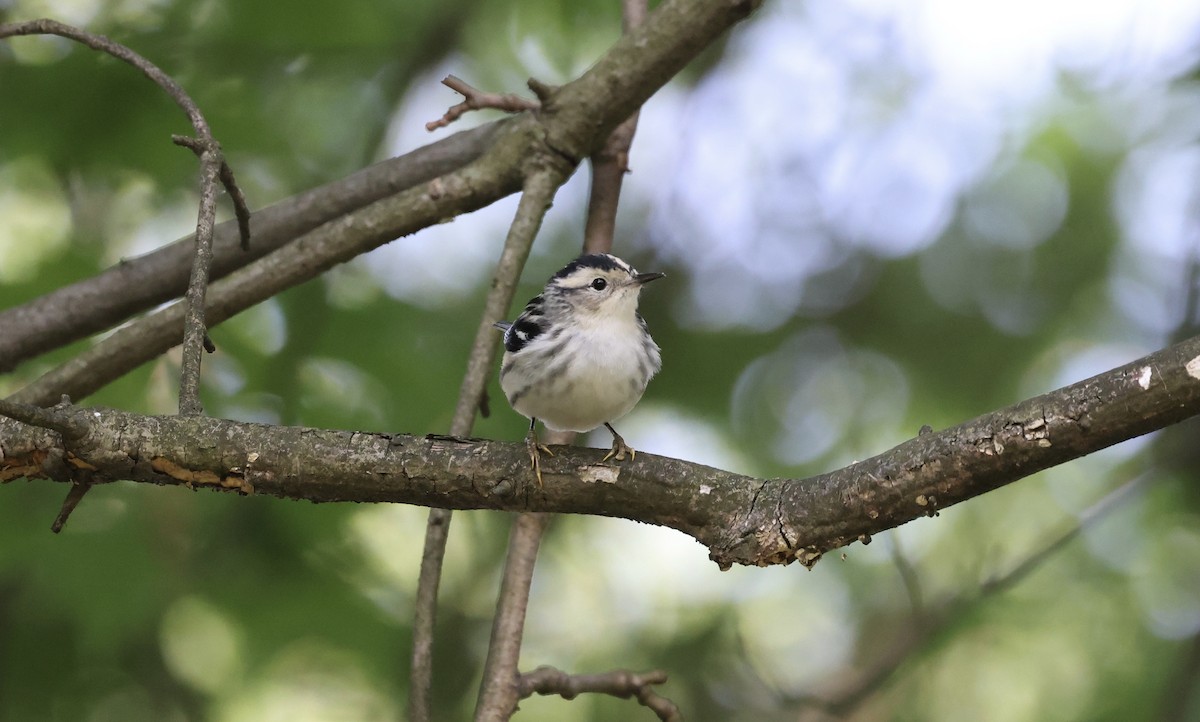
[495,253,664,484]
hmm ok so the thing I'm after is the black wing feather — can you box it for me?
[498,294,547,353]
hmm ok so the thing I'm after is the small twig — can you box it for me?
[582,0,646,253]
[475,513,552,721]
[476,5,651,718]
[178,142,221,416]
[426,75,540,132]
[173,135,253,251]
[409,166,571,722]
[0,20,250,417]
[51,478,93,533]
[408,507,452,722]
[519,666,681,721]
[0,398,87,440]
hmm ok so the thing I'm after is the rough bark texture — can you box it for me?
[5,335,1200,568]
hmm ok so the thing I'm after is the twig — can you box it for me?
[173,135,253,251]
[426,75,540,132]
[888,533,924,622]
[178,142,221,416]
[50,478,92,533]
[475,513,552,721]
[0,19,249,417]
[475,3,651,717]
[519,666,681,721]
[0,397,87,440]
[409,166,571,722]
[582,0,647,253]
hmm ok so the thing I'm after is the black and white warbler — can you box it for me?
[494,253,664,484]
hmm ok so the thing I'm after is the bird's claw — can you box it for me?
[602,432,635,463]
[525,433,553,487]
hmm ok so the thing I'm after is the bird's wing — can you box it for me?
[499,294,547,353]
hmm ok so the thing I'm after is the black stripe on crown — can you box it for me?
[550,253,629,281]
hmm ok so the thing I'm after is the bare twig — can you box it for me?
[520,666,681,721]
[409,166,571,722]
[0,19,249,416]
[888,533,924,622]
[475,513,552,721]
[178,144,221,416]
[426,75,540,132]
[50,478,93,533]
[582,0,647,253]
[173,135,253,251]
[478,6,662,718]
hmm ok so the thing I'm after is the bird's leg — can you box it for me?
[525,418,553,486]
[602,422,635,462]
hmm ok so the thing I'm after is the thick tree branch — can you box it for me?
[4,335,1198,568]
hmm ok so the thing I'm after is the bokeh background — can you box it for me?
[3,0,1200,720]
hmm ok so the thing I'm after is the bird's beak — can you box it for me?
[634,272,665,285]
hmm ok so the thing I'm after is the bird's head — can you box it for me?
[546,253,664,320]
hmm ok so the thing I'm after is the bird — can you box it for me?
[494,253,664,485]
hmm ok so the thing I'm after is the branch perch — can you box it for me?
[4,333,1198,569]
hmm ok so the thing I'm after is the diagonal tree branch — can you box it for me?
[0,121,503,373]
[5,0,762,407]
[410,166,571,722]
[4,297,1198,572]
[476,1,653,715]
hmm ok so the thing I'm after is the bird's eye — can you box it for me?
[590,277,608,291]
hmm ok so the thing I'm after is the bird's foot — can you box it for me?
[525,431,553,487]
[602,426,635,463]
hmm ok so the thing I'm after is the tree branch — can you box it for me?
[519,666,680,721]
[0,20,249,415]
[4,326,1197,571]
[0,122,503,373]
[5,0,762,406]
[475,513,552,721]
[410,167,571,722]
